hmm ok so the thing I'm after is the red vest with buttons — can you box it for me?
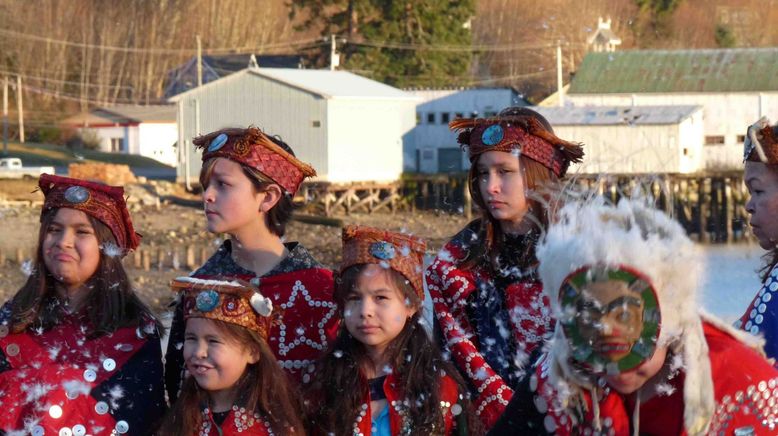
[196,406,277,436]
[0,310,165,435]
[351,373,461,436]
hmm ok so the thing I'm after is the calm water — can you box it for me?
[700,243,766,323]
[420,243,768,327]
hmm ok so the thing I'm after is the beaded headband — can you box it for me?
[193,127,316,194]
[744,117,778,165]
[450,116,584,177]
[39,174,141,253]
[171,276,279,340]
[340,225,427,300]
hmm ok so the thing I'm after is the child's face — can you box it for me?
[344,264,416,358]
[183,318,258,399]
[604,345,668,395]
[475,151,529,232]
[745,162,778,250]
[202,158,266,235]
[42,208,101,290]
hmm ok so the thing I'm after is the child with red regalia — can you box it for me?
[490,197,778,435]
[164,127,338,402]
[0,174,165,434]
[426,107,584,429]
[159,277,304,435]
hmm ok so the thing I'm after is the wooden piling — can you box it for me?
[186,245,196,270]
[142,250,151,272]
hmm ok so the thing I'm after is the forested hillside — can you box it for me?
[0,0,776,139]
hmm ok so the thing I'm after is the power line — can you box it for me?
[0,27,583,55]
[349,40,557,52]
[0,70,135,90]
[21,84,161,105]
[0,28,325,55]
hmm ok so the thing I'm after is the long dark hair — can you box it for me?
[760,249,778,282]
[307,265,481,435]
[9,208,161,337]
[158,319,304,436]
[462,108,559,272]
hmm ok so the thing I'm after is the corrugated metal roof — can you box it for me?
[253,68,418,100]
[61,104,175,125]
[569,48,778,94]
[168,68,419,101]
[96,104,176,123]
[533,105,701,125]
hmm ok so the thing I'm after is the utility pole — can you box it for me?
[329,34,340,71]
[556,43,565,107]
[196,35,203,87]
[3,76,8,154]
[16,75,24,143]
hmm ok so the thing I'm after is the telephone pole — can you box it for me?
[3,76,8,154]
[16,75,24,143]
[556,43,565,107]
[329,35,340,71]
[196,35,203,87]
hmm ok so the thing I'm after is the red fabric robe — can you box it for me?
[196,406,277,436]
[427,226,552,429]
[0,311,165,435]
[351,373,462,436]
[512,322,778,435]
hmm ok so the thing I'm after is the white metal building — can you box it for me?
[169,68,419,184]
[405,88,528,173]
[534,105,705,174]
[567,48,778,170]
[61,105,177,166]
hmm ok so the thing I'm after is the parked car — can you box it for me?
[0,158,55,179]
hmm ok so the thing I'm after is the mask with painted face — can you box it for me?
[559,265,661,375]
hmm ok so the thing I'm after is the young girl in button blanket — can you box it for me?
[165,127,338,401]
[425,107,583,429]
[307,225,481,436]
[158,277,304,435]
[0,174,165,435]
[737,117,778,360]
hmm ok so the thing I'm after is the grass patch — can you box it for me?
[0,142,173,168]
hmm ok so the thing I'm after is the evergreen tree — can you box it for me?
[289,0,474,88]
[714,24,736,48]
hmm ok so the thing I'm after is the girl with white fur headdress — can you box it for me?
[489,197,778,435]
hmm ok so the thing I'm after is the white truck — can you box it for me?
[0,158,55,179]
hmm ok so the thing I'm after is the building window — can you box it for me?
[110,138,123,152]
[312,120,321,128]
[705,135,725,145]
[416,113,421,125]
[427,113,436,124]
[441,112,450,124]
[455,112,464,119]
[737,135,745,143]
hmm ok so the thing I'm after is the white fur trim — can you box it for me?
[250,292,273,317]
[537,197,713,434]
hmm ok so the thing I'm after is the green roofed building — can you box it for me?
[567,48,778,170]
